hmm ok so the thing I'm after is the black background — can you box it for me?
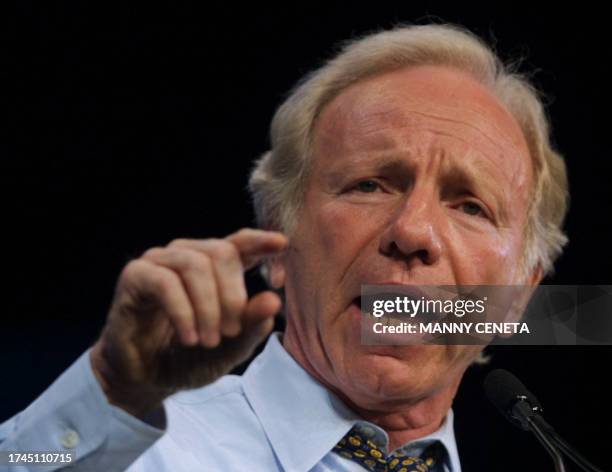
[3,3,611,470]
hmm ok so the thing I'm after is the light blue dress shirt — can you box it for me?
[0,332,461,471]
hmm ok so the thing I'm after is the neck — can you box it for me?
[282,330,461,452]
[338,387,456,451]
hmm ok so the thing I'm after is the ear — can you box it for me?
[499,264,544,331]
[267,254,286,289]
[527,264,544,287]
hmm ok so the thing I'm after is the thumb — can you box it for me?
[240,290,282,344]
[221,291,282,365]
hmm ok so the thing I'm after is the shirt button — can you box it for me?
[60,429,80,449]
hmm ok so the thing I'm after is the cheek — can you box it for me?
[285,200,371,300]
[316,206,348,250]
[474,235,525,283]
[447,226,525,284]
[309,200,377,261]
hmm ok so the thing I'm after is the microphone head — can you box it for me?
[484,369,542,429]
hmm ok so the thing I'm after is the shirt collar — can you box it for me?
[242,331,461,472]
[384,409,461,471]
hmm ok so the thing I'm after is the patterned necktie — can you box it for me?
[333,424,447,472]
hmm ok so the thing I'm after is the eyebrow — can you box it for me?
[373,157,415,177]
[325,154,414,185]
[440,157,509,221]
[328,150,502,185]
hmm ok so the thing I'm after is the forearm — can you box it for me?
[0,349,165,471]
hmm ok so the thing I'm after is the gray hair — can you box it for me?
[248,22,569,279]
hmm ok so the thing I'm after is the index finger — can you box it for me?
[225,228,288,269]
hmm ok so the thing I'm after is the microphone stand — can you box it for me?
[513,399,566,472]
[513,398,604,472]
[531,415,604,472]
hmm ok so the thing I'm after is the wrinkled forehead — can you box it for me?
[311,65,533,188]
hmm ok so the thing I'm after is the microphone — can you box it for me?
[484,369,603,472]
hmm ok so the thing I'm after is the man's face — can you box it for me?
[279,65,535,409]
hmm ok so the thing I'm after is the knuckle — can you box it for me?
[149,269,177,294]
[236,227,256,238]
[208,240,239,262]
[167,238,189,248]
[187,251,212,272]
[141,246,164,259]
[121,259,148,280]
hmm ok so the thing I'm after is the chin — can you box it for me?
[347,364,438,403]
[351,345,426,370]
[360,343,446,363]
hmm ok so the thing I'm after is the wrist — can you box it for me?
[90,340,166,420]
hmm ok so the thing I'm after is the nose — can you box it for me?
[379,185,443,268]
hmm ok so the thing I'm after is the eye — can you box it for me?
[458,201,487,218]
[353,180,381,193]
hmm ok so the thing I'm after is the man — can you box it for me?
[0,23,568,471]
